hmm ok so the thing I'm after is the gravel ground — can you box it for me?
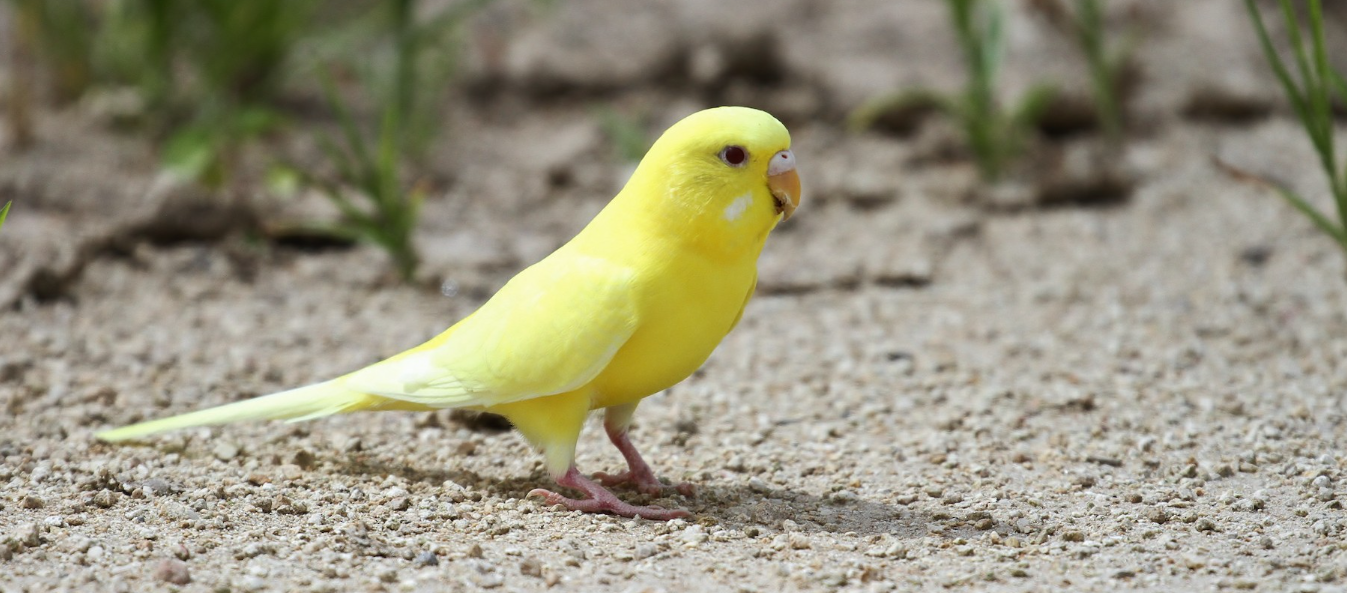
[5,1,1347,592]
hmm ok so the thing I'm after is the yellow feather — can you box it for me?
[96,381,391,442]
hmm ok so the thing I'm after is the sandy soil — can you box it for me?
[4,0,1347,591]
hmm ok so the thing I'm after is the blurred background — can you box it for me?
[4,0,1343,297]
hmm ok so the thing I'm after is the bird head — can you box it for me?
[620,107,801,254]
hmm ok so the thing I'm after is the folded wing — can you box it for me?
[344,255,639,408]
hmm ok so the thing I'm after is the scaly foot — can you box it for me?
[599,424,697,497]
[528,467,690,520]
[592,469,696,497]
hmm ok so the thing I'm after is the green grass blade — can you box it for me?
[0,201,11,233]
[1279,0,1316,99]
[1271,185,1347,249]
[1301,0,1338,178]
[1306,0,1347,223]
[374,101,402,214]
[1074,0,1123,142]
[1011,84,1057,131]
[277,161,374,228]
[982,1,1005,85]
[320,73,376,185]
[321,183,377,229]
[1248,0,1337,188]
[316,133,360,192]
[1246,0,1311,126]
[1217,158,1347,250]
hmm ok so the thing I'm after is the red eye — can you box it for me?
[719,145,748,167]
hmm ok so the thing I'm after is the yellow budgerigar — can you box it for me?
[97,106,802,519]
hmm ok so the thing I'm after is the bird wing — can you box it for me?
[343,254,639,408]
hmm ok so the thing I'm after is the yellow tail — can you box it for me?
[95,380,377,443]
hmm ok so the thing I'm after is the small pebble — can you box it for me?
[93,490,118,509]
[154,559,191,585]
[16,523,41,548]
[789,534,811,550]
[634,543,659,559]
[748,477,771,493]
[413,552,438,567]
[476,573,504,588]
[519,558,543,578]
[213,442,240,461]
[681,525,708,546]
[142,478,173,496]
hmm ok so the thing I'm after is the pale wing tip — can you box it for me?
[94,425,159,443]
[94,428,137,443]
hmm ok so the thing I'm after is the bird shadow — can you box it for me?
[328,452,981,541]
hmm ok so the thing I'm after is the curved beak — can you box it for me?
[767,149,801,220]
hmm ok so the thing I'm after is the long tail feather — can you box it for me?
[95,380,369,442]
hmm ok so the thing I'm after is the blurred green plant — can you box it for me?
[8,0,499,279]
[129,0,312,187]
[7,0,95,102]
[595,107,651,163]
[0,201,11,233]
[282,75,425,281]
[386,0,498,160]
[5,0,97,148]
[20,1,89,99]
[94,0,311,113]
[280,0,494,281]
[1070,0,1130,144]
[850,0,1054,181]
[11,0,310,183]
[5,1,35,149]
[301,0,498,161]
[1236,0,1347,254]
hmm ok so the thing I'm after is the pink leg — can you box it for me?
[592,424,696,497]
[528,467,689,520]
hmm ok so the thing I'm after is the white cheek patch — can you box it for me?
[723,192,753,221]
